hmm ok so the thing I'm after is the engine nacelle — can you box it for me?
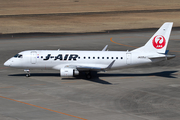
[60,68,79,77]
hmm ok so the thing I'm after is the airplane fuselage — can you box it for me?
[5,50,159,70]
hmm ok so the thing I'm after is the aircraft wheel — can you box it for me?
[24,69,30,77]
[86,72,92,79]
[26,74,30,77]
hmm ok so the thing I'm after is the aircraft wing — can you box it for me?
[62,60,115,72]
[76,66,105,71]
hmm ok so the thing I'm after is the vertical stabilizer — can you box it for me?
[132,22,173,53]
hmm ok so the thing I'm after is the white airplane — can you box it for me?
[4,22,175,79]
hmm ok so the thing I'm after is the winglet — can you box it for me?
[105,60,115,70]
[102,45,108,51]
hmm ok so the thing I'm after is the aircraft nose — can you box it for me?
[4,60,11,66]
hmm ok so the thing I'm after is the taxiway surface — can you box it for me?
[0,30,180,120]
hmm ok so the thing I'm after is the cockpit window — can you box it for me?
[14,54,23,58]
[14,54,19,57]
[18,54,22,58]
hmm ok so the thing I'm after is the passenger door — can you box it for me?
[31,51,37,64]
[126,52,131,65]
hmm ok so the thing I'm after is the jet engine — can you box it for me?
[60,68,79,77]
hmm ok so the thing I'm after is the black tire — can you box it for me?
[26,74,30,77]
[86,72,92,79]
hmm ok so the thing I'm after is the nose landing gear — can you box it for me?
[24,69,30,77]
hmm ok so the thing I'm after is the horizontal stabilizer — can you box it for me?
[148,54,176,60]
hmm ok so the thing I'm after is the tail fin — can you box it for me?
[132,22,173,54]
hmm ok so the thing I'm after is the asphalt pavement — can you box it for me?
[0,30,179,120]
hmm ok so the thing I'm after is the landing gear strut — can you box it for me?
[24,69,30,77]
[85,71,92,79]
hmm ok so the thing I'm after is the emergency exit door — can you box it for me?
[126,52,131,65]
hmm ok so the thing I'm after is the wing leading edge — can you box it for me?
[62,60,115,72]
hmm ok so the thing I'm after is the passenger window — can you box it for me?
[111,57,113,59]
[116,57,118,59]
[78,57,80,59]
[93,57,95,59]
[107,57,109,59]
[121,57,123,59]
[88,57,90,59]
[98,57,100,59]
[84,57,86,59]
[102,57,104,59]
[41,56,43,58]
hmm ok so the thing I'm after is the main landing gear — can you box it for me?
[24,69,30,77]
[85,72,92,79]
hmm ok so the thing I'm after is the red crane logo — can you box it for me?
[152,35,166,49]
